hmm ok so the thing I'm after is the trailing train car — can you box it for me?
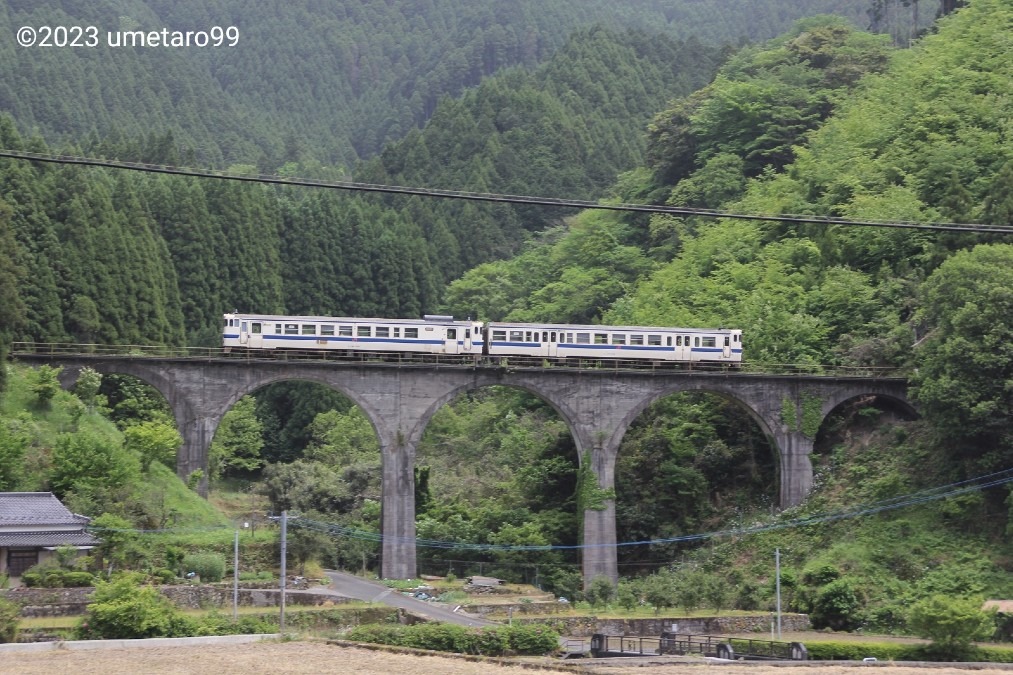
[222,312,484,355]
[486,321,742,363]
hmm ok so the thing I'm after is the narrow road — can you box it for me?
[311,570,499,628]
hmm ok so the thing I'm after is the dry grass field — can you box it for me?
[2,639,1013,675]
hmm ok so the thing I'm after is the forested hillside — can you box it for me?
[1,26,719,348]
[1,0,933,169]
[2,0,1009,641]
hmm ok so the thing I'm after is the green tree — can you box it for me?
[50,431,141,504]
[29,365,61,409]
[73,367,102,412]
[123,421,182,473]
[90,513,141,573]
[912,244,1013,468]
[0,198,26,396]
[0,416,30,491]
[908,595,995,655]
[584,576,616,608]
[209,396,265,482]
[642,569,679,615]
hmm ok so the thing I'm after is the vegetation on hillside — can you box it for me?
[0,0,1009,645]
[0,0,913,169]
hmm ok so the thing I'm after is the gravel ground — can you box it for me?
[2,639,1012,675]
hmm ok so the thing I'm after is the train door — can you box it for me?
[722,334,731,359]
[545,331,558,357]
[239,320,249,345]
[674,334,692,361]
[444,327,460,354]
[463,326,473,353]
[248,321,264,349]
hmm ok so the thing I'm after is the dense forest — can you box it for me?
[1,0,934,168]
[2,0,1010,639]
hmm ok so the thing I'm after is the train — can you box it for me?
[222,312,743,365]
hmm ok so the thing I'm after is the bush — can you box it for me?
[152,569,177,584]
[20,564,94,588]
[77,576,193,640]
[804,640,1013,663]
[183,552,226,583]
[0,597,19,643]
[345,622,560,656]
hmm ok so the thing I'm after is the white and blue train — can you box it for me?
[222,313,742,365]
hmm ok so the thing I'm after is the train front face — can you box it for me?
[222,312,241,350]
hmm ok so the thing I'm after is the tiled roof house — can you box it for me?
[0,492,99,584]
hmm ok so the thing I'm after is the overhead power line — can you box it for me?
[2,149,1012,234]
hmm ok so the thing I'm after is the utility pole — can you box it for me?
[775,548,782,640]
[233,528,239,621]
[280,510,287,632]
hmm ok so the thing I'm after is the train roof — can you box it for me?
[487,321,740,333]
[225,313,481,325]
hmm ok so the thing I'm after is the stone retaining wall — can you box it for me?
[515,613,810,637]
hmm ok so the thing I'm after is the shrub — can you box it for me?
[345,622,560,656]
[152,569,176,584]
[77,576,192,640]
[20,563,93,588]
[0,597,19,643]
[183,552,226,582]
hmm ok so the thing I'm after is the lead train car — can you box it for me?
[486,321,742,363]
[223,313,485,355]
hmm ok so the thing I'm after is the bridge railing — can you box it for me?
[9,342,904,378]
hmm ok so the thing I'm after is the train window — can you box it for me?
[376,327,389,338]
[275,324,282,334]
[447,328,457,340]
[724,336,730,347]
[676,336,682,346]
[405,327,418,338]
[630,335,643,345]
[566,333,573,343]
[284,324,298,335]
[611,334,626,345]
[321,325,334,336]
[551,332,556,342]
[301,325,316,335]
[493,330,507,341]
[694,336,700,347]
[357,326,371,337]
[542,331,549,342]
[702,336,716,348]
[647,335,661,345]
[667,336,672,346]
[252,323,262,334]
[524,331,532,342]
[339,326,352,337]
[510,330,524,341]
[393,328,400,338]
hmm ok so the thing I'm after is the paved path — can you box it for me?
[310,570,499,628]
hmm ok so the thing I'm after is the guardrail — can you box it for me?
[659,632,808,661]
[9,342,905,378]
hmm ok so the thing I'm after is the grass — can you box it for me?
[18,602,378,631]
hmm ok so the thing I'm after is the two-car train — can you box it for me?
[223,313,742,366]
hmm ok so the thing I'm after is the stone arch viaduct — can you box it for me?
[18,353,914,586]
